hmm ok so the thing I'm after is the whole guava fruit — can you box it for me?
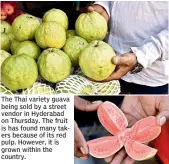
[75,11,107,42]
[66,30,76,38]
[79,40,116,81]
[63,36,88,66]
[12,14,40,41]
[1,33,10,51]
[35,22,66,49]
[1,32,14,52]
[37,48,72,83]
[0,50,11,77]
[0,50,11,67]
[10,39,20,54]
[14,41,41,60]
[22,82,55,95]
[1,54,38,90]
[1,20,12,33]
[42,8,68,30]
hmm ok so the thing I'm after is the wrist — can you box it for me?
[130,53,143,74]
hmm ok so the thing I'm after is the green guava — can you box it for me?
[1,33,10,51]
[75,11,107,42]
[63,36,88,66]
[10,39,21,54]
[1,32,14,52]
[12,14,40,41]
[43,8,68,30]
[0,50,11,67]
[37,48,71,83]
[66,30,76,38]
[73,67,121,95]
[22,82,55,95]
[0,83,13,95]
[1,54,38,91]
[14,41,41,60]
[0,50,11,78]
[79,40,116,81]
[55,75,96,94]
[35,22,66,49]
[1,20,12,33]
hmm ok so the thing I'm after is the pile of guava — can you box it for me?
[0,8,119,95]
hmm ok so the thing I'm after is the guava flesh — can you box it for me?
[98,101,128,135]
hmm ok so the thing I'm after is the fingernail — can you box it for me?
[160,116,166,126]
[80,147,87,154]
[92,101,102,104]
[80,156,88,160]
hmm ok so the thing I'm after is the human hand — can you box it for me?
[103,53,137,82]
[74,96,102,159]
[74,96,102,112]
[74,121,88,159]
[87,4,109,22]
[104,96,169,164]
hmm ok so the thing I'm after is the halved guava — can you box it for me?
[88,136,124,158]
[98,101,128,135]
[125,139,157,161]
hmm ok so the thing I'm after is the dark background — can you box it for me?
[18,1,94,29]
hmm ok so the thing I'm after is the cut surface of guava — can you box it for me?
[88,136,124,158]
[130,116,161,143]
[125,139,157,161]
[98,101,128,135]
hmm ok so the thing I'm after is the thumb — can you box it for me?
[74,96,102,112]
[156,111,169,126]
[87,6,95,12]
[112,56,127,65]
[156,96,169,126]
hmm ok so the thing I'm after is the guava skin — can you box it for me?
[1,21,14,52]
[0,50,11,77]
[42,8,68,30]
[35,22,66,49]
[1,54,38,91]
[66,30,76,38]
[14,41,41,60]
[63,36,88,66]
[10,39,21,54]
[75,11,107,42]
[23,82,55,95]
[79,40,116,81]
[12,14,40,41]
[1,20,12,33]
[37,48,72,83]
